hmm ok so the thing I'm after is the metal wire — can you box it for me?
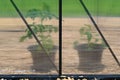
[10,0,59,73]
[79,0,120,66]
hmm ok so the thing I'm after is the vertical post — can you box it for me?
[59,0,62,76]
[79,0,120,66]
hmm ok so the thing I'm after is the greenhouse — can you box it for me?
[0,0,120,79]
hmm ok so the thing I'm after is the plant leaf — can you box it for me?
[95,38,99,43]
[26,9,41,20]
[79,27,85,35]
[85,31,92,43]
[19,35,28,42]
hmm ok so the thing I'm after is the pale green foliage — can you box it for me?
[20,2,58,52]
[74,24,106,50]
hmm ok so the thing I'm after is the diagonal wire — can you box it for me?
[79,0,120,66]
[10,0,59,73]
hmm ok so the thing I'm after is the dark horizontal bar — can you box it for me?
[0,74,119,79]
[0,30,25,32]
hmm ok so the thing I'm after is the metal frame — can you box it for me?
[0,74,119,80]
[59,0,62,76]
[4,0,119,78]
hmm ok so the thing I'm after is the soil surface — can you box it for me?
[0,17,120,74]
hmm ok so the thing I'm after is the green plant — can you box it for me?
[74,24,106,50]
[20,2,58,52]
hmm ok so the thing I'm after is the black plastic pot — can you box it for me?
[74,44,105,72]
[28,45,57,73]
